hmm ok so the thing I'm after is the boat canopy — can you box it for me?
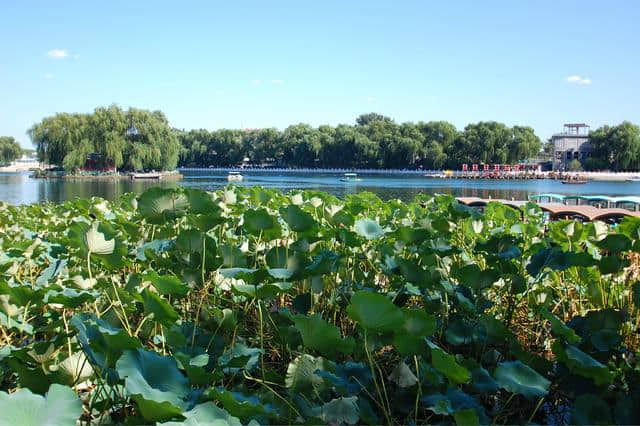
[614,196,640,205]
[343,173,358,177]
[228,171,242,175]
[530,193,566,202]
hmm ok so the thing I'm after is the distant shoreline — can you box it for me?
[179,167,639,181]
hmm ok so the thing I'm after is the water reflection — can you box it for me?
[1,171,639,205]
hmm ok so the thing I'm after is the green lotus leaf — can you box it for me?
[294,314,355,357]
[280,204,316,232]
[184,188,218,215]
[494,361,549,399]
[431,347,471,386]
[598,255,629,274]
[393,334,427,356]
[285,354,326,394]
[354,218,384,240]
[596,233,632,253]
[208,387,276,420]
[144,272,189,298]
[454,264,499,291]
[453,408,480,426]
[552,341,613,385]
[267,267,294,280]
[445,317,486,346]
[0,383,82,426]
[400,308,436,337]
[67,221,126,269]
[141,288,179,326]
[396,258,430,287]
[470,367,498,393]
[44,287,99,308]
[218,343,263,373]
[70,313,141,370]
[231,282,289,299]
[571,394,612,425]
[138,187,189,224]
[85,222,115,255]
[243,208,276,234]
[321,396,360,425]
[116,349,189,422]
[54,351,94,385]
[346,291,403,333]
[306,250,341,275]
[161,401,242,426]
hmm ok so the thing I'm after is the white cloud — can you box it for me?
[566,75,591,85]
[44,73,54,79]
[271,79,284,85]
[47,49,69,59]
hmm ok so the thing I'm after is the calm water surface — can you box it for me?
[1,171,639,205]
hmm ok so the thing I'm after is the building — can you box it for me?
[551,123,592,171]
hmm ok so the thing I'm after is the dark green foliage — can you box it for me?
[0,186,639,424]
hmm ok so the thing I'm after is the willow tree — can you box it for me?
[0,136,22,165]
[28,105,180,171]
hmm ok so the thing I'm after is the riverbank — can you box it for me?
[30,170,183,181]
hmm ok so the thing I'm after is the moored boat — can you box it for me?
[340,172,362,182]
[227,171,243,181]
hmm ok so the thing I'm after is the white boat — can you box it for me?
[626,176,640,182]
[340,172,362,182]
[227,171,243,182]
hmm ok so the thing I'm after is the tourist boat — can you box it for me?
[340,172,361,182]
[131,172,162,180]
[227,171,243,182]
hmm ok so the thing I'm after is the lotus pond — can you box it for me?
[1,186,640,425]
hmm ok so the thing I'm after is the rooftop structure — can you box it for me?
[551,123,592,171]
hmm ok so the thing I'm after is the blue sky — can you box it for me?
[1,1,639,148]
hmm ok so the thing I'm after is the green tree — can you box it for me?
[416,121,457,169]
[568,159,582,171]
[355,112,393,126]
[29,105,180,171]
[0,136,22,165]
[590,122,640,171]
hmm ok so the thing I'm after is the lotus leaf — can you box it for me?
[346,291,403,333]
[294,314,355,356]
[494,361,549,399]
[116,349,189,422]
[0,384,82,426]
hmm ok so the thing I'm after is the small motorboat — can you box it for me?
[626,176,640,182]
[340,172,362,182]
[227,171,243,182]
[561,179,588,184]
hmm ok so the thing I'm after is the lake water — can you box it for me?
[1,171,639,205]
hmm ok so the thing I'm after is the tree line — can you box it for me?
[178,113,542,169]
[24,106,640,172]
[0,136,22,166]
